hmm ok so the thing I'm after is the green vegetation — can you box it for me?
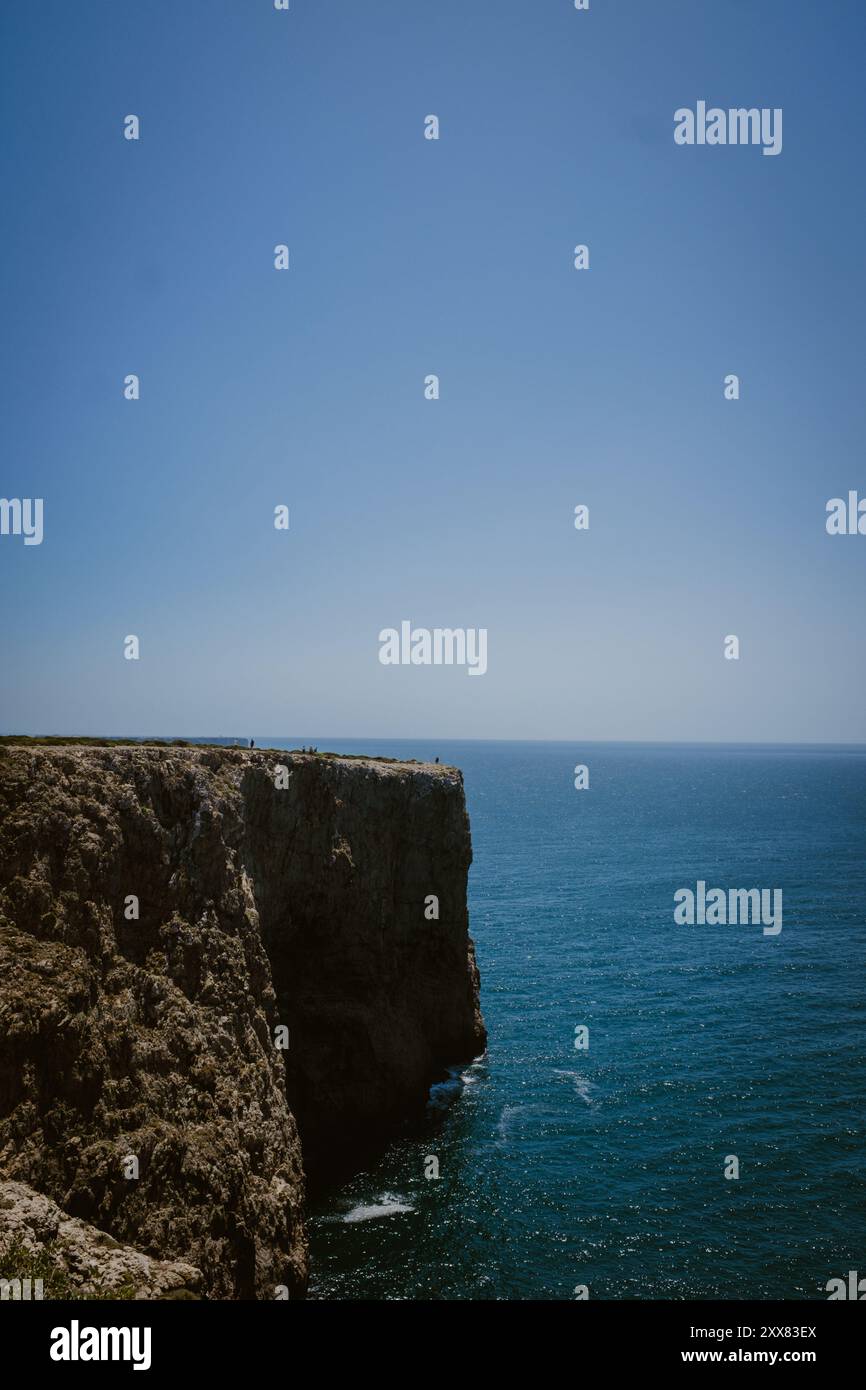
[0,736,202,748]
[0,1239,136,1300]
[0,736,451,768]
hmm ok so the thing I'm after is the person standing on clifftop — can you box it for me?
[249,739,254,749]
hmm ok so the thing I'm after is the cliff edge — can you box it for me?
[0,745,485,1298]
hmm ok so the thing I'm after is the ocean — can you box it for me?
[257,739,865,1300]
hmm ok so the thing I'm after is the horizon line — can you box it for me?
[4,733,866,750]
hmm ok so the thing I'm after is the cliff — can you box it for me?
[0,744,485,1298]
[0,1179,202,1299]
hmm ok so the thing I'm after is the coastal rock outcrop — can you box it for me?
[0,1179,202,1299]
[0,745,485,1298]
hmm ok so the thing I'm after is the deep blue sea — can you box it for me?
[255,740,865,1300]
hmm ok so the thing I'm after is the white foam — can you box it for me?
[342,1194,415,1223]
[496,1104,525,1141]
[427,1057,486,1111]
[553,1070,596,1105]
[460,1058,487,1086]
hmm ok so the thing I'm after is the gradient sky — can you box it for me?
[1,0,864,741]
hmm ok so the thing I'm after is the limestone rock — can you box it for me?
[0,745,485,1298]
[0,1178,201,1299]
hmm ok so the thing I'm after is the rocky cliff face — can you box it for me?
[0,1179,202,1299]
[0,745,485,1298]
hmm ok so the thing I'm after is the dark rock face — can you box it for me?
[242,754,485,1176]
[0,746,485,1297]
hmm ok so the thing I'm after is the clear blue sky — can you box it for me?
[1,0,864,741]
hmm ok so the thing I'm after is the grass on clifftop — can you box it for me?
[0,737,444,766]
[0,1239,136,1300]
[0,736,209,748]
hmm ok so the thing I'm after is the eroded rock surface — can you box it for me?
[0,1179,201,1298]
[0,745,485,1298]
